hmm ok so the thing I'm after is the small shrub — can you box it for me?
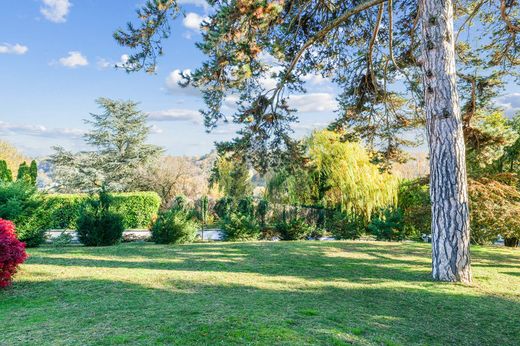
[77,211,124,246]
[0,219,28,287]
[151,208,198,244]
[220,212,260,241]
[367,208,405,241]
[327,210,364,240]
[76,189,124,246]
[276,217,313,241]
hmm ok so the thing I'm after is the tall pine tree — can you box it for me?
[50,98,163,192]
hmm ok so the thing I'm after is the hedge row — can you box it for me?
[42,192,161,230]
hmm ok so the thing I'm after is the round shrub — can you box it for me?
[77,211,124,246]
[367,208,405,241]
[0,219,28,288]
[327,210,364,240]
[275,217,313,240]
[151,209,198,244]
[220,212,260,241]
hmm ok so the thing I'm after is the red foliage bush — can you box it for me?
[0,219,28,287]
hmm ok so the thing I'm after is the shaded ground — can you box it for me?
[1,241,519,345]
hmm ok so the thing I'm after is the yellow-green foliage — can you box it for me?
[307,130,398,218]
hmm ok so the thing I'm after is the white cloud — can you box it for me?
[96,55,131,70]
[149,124,163,134]
[0,121,84,138]
[183,12,208,31]
[260,76,278,91]
[0,43,28,55]
[40,0,71,23]
[58,51,88,68]
[289,93,337,113]
[496,93,520,117]
[292,121,329,131]
[178,0,209,8]
[302,73,329,86]
[96,58,111,69]
[115,54,130,68]
[148,109,201,124]
[165,69,199,96]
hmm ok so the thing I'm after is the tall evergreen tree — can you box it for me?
[29,160,38,186]
[16,162,31,183]
[0,160,13,183]
[50,98,163,192]
[116,0,519,282]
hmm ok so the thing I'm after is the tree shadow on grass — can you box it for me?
[26,242,435,284]
[2,276,520,346]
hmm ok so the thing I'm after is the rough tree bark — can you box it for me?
[420,0,472,283]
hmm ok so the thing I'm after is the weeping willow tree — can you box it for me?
[267,130,398,219]
[307,130,398,218]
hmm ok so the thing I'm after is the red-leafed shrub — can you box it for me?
[0,219,28,287]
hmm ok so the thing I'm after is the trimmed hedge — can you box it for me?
[42,192,161,230]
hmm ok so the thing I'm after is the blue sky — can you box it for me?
[0,0,337,158]
[1,0,518,158]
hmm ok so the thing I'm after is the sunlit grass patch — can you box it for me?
[1,241,519,345]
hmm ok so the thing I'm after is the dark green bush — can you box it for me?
[214,196,233,219]
[326,210,364,240]
[77,211,124,246]
[275,217,313,240]
[150,208,198,244]
[0,181,46,247]
[237,196,254,217]
[76,190,125,246]
[367,208,405,241]
[42,192,160,229]
[220,212,260,241]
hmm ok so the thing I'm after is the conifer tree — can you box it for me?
[50,98,163,192]
[0,160,13,183]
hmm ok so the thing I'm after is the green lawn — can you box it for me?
[1,241,519,346]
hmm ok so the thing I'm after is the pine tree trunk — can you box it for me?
[420,0,471,283]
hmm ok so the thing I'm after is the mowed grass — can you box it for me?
[1,241,520,346]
